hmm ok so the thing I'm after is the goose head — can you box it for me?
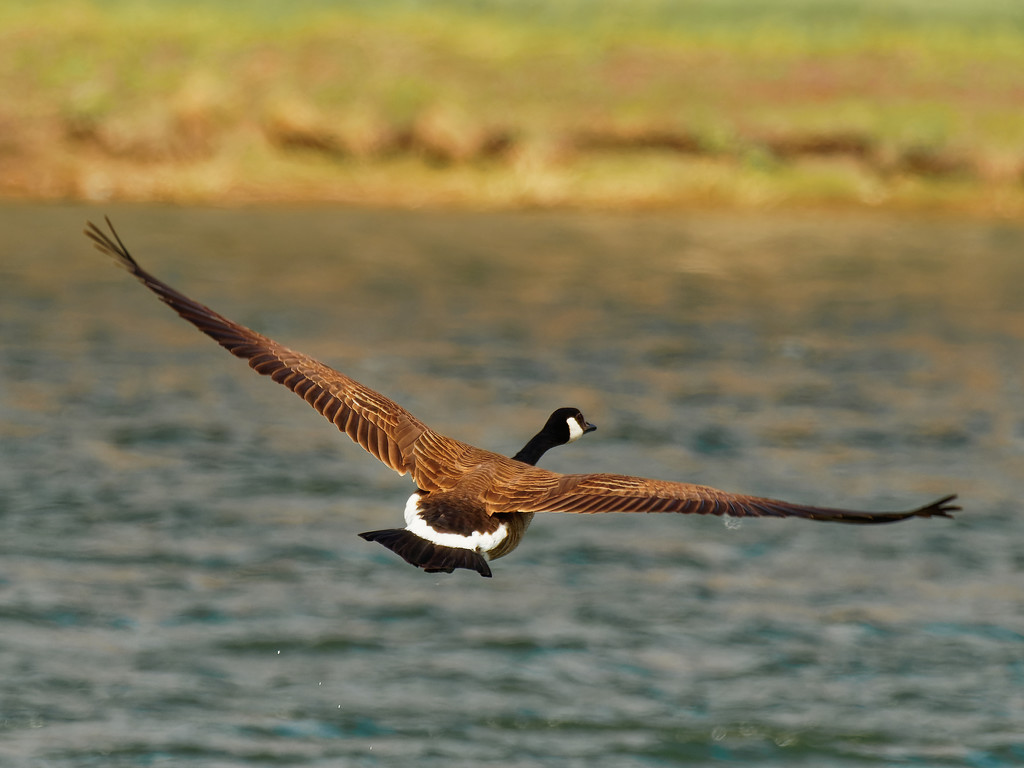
[512,407,596,465]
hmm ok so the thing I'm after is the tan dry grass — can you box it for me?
[2,0,1024,213]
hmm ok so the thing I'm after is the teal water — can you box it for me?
[1,204,1021,766]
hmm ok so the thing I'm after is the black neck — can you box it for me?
[511,433,556,466]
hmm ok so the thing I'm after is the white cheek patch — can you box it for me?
[566,416,586,443]
[402,493,508,553]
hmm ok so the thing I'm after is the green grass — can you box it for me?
[2,0,1024,212]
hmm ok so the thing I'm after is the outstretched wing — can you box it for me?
[499,469,958,524]
[86,217,433,481]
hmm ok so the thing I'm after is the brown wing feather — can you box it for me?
[88,217,959,525]
[86,217,434,482]
[497,470,958,524]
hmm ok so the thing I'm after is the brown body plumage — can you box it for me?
[86,218,958,578]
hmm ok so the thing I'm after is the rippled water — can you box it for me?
[1,204,1022,766]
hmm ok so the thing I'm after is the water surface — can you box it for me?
[1,204,1021,766]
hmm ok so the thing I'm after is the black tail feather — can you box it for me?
[359,529,492,577]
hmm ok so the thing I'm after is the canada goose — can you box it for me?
[86,219,958,578]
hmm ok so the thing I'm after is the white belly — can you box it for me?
[402,493,508,554]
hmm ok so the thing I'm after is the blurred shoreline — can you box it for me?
[3,0,1023,215]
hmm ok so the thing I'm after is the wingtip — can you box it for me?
[915,493,960,519]
[84,216,139,271]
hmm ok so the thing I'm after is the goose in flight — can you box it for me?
[86,219,958,577]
